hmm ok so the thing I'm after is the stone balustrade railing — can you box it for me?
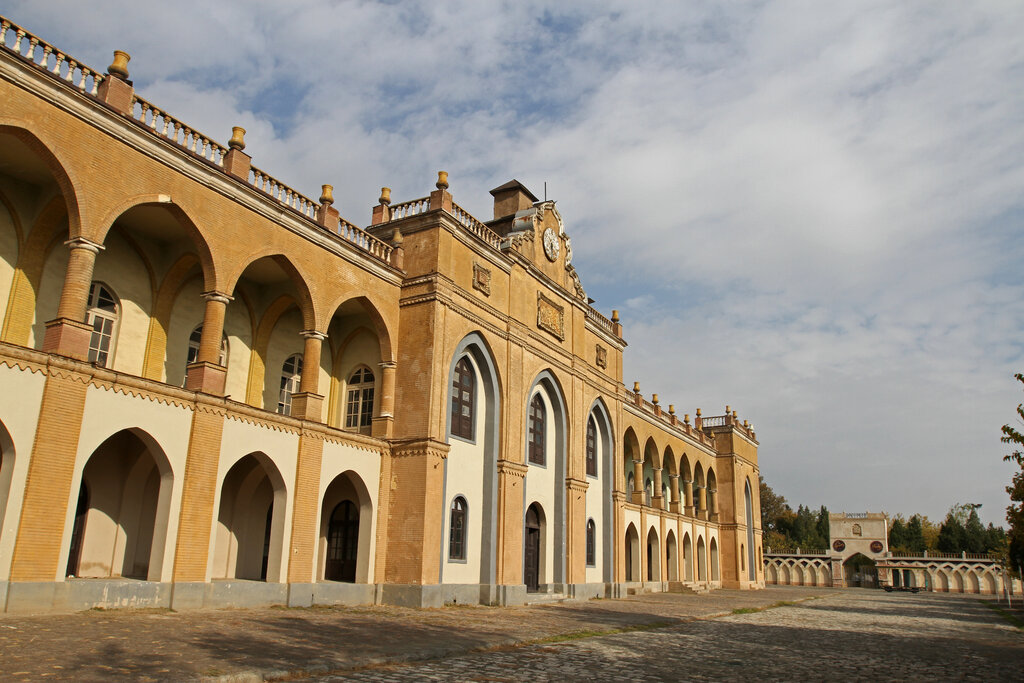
[584,306,615,335]
[451,202,503,249]
[249,166,319,220]
[701,415,729,428]
[0,17,104,96]
[338,218,393,262]
[132,96,228,167]
[389,197,430,220]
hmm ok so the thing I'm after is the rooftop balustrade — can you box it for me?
[0,17,104,96]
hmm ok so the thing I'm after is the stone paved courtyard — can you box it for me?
[0,587,1019,681]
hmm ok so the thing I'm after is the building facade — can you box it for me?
[0,17,763,613]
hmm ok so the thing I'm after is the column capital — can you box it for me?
[64,236,104,254]
[668,473,679,480]
[378,360,397,369]
[300,329,327,341]
[201,290,233,305]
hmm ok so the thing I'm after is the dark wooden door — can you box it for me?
[525,527,540,592]
[326,501,359,582]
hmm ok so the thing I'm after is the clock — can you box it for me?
[542,228,559,261]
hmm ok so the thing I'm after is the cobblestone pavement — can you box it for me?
[320,590,1024,682]
[0,587,824,681]
[0,587,1019,681]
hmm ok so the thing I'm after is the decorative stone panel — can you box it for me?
[536,292,565,340]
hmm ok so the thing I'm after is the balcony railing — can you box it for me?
[0,17,104,96]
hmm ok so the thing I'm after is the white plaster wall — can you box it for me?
[223,298,253,402]
[584,419,604,584]
[207,417,299,582]
[314,442,381,584]
[0,363,45,581]
[29,238,67,348]
[441,352,487,584]
[163,276,206,385]
[262,308,305,411]
[91,231,153,376]
[524,388,558,586]
[56,384,194,582]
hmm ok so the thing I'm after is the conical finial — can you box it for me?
[228,126,246,151]
[108,50,131,79]
[319,184,334,206]
[436,171,449,190]
[379,187,391,206]
[391,226,404,246]
[633,381,640,394]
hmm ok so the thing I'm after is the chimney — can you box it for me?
[489,179,539,220]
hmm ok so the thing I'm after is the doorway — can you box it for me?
[524,503,541,592]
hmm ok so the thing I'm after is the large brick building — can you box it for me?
[0,16,764,612]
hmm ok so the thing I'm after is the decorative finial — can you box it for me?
[725,405,730,414]
[228,126,246,151]
[732,410,738,418]
[391,226,404,246]
[107,50,131,79]
[436,171,449,190]
[669,404,675,415]
[652,393,659,405]
[696,408,702,417]
[379,187,391,206]
[611,310,620,323]
[319,184,334,206]
[743,419,749,428]
[684,414,690,424]
[633,381,640,394]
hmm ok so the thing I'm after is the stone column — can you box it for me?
[185,291,231,395]
[695,485,707,520]
[669,474,681,513]
[372,360,396,438]
[291,330,326,421]
[41,237,104,361]
[651,468,664,509]
[684,479,694,516]
[631,459,644,505]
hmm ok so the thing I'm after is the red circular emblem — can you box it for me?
[870,541,884,553]
[832,540,845,552]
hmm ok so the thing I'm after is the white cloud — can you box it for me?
[8,0,1024,525]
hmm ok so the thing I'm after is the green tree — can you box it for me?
[889,516,908,551]
[937,507,968,553]
[1002,372,1024,575]
[964,505,985,554]
[816,505,830,544]
[906,515,927,553]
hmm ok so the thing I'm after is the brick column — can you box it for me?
[291,331,325,421]
[41,237,103,361]
[185,291,231,395]
[286,430,325,605]
[669,473,681,513]
[496,459,528,587]
[631,459,644,504]
[372,360,396,438]
[565,477,589,585]
[684,479,694,516]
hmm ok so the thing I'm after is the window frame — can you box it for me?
[585,416,597,477]
[85,281,119,368]
[450,357,475,441]
[448,496,468,562]
[527,394,546,466]
[277,353,303,415]
[586,519,596,567]
[344,365,376,433]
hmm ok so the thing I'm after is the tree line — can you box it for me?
[759,477,1007,557]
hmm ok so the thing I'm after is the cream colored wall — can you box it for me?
[0,363,45,581]
[91,231,153,376]
[333,329,381,430]
[524,387,559,586]
[29,238,67,348]
[262,308,305,411]
[164,276,206,385]
[223,298,253,401]
[584,417,604,584]
[207,417,298,582]
[315,442,381,584]
[57,384,194,582]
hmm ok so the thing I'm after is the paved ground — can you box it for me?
[0,587,1019,681]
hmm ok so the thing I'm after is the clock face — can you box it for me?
[543,228,559,261]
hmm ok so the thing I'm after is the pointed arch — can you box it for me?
[587,396,615,582]
[224,252,316,330]
[0,124,81,237]
[524,369,568,584]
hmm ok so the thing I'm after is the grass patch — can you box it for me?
[981,601,1024,630]
[731,600,801,615]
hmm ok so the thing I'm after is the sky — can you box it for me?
[7,1,1024,526]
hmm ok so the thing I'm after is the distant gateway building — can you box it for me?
[0,17,763,613]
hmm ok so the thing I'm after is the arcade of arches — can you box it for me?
[0,18,764,612]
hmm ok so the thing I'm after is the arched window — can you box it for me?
[450,357,474,439]
[86,282,119,367]
[585,416,597,477]
[449,496,467,561]
[528,394,545,465]
[277,353,303,415]
[187,325,228,367]
[586,519,596,567]
[344,366,375,432]
[644,477,652,507]
[626,472,634,494]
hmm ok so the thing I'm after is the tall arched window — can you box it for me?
[585,416,597,477]
[644,477,653,507]
[344,366,375,432]
[186,325,228,367]
[528,394,545,465]
[450,357,474,439]
[277,353,303,415]
[449,496,467,561]
[86,282,119,367]
[586,519,596,566]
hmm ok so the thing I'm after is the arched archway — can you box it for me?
[683,532,693,581]
[0,418,15,542]
[696,535,707,581]
[843,553,877,588]
[646,527,660,582]
[212,453,287,582]
[622,428,640,497]
[744,479,756,581]
[587,397,615,582]
[318,471,373,583]
[709,537,720,581]
[64,429,173,581]
[524,502,545,592]
[625,523,640,582]
[666,530,678,581]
